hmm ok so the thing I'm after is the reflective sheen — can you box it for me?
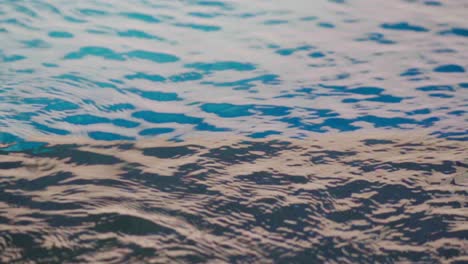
[1,0,467,263]
[0,134,467,263]
[0,0,466,141]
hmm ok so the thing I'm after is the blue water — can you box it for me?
[1,0,466,144]
[0,0,467,263]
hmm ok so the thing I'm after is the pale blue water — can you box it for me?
[1,0,466,145]
[0,0,467,263]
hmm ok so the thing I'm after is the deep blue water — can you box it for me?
[0,0,467,263]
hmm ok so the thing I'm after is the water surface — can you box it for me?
[1,133,467,263]
[1,0,467,263]
[1,0,467,140]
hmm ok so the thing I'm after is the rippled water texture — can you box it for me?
[0,134,467,263]
[0,0,467,140]
[1,0,468,263]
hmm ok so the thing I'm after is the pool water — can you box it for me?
[0,0,467,263]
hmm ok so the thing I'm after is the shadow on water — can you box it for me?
[0,133,466,263]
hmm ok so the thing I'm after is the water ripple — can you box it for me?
[0,133,466,263]
[0,0,466,141]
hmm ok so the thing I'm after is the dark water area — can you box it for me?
[0,134,467,263]
[1,0,468,263]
